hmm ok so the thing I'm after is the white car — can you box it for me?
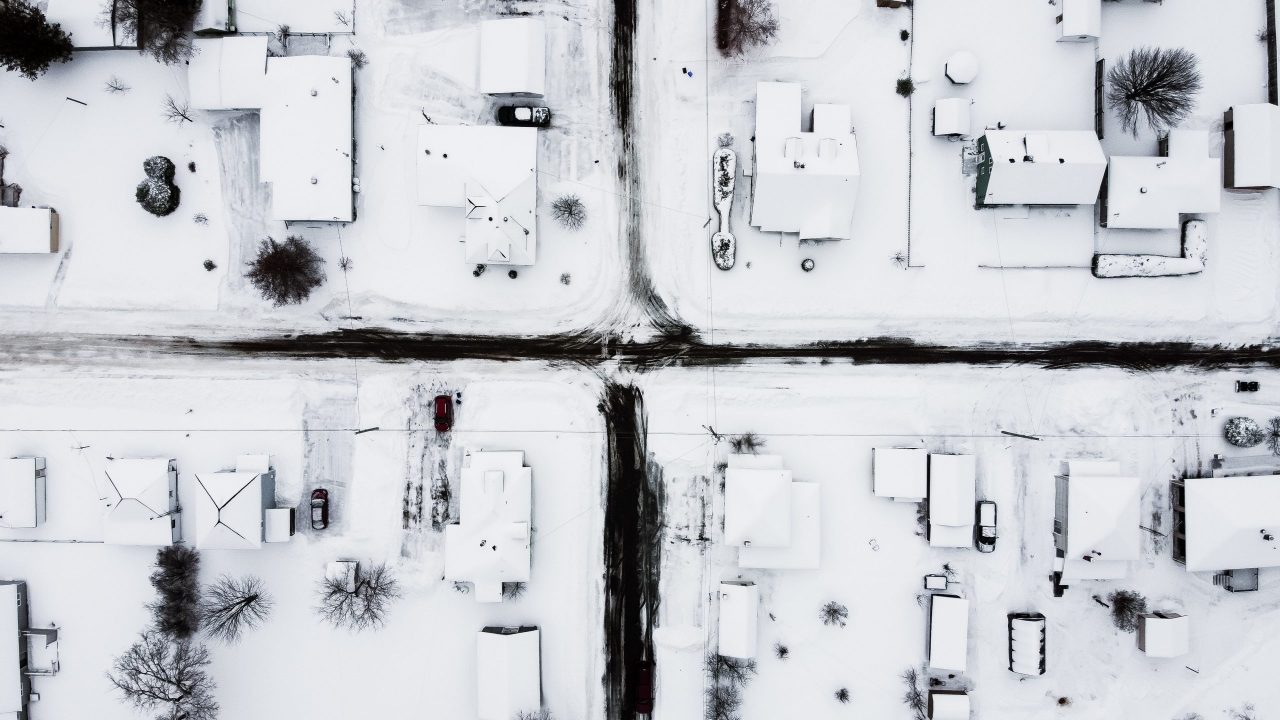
[976,500,997,552]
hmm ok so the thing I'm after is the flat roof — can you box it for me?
[724,466,793,548]
[188,37,269,111]
[476,627,541,720]
[1141,613,1190,657]
[0,584,20,714]
[718,582,758,659]
[929,454,975,548]
[981,131,1106,205]
[478,17,546,95]
[928,594,969,672]
[0,458,42,529]
[1228,104,1280,188]
[1105,132,1221,229]
[873,447,927,501]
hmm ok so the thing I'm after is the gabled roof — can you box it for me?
[103,458,176,546]
[193,471,267,550]
[1183,474,1280,572]
[928,454,976,548]
[980,131,1106,205]
[738,482,820,569]
[477,627,541,720]
[479,18,547,95]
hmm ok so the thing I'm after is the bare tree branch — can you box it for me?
[200,575,273,644]
[315,563,400,632]
[108,631,218,720]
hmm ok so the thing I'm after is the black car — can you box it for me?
[311,488,329,530]
[496,106,551,127]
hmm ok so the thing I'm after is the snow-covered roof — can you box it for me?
[718,582,758,659]
[751,82,860,241]
[1105,131,1221,230]
[188,37,269,111]
[417,125,539,265]
[0,583,20,716]
[1140,613,1190,658]
[259,56,354,222]
[979,131,1106,205]
[933,99,972,137]
[1059,470,1140,580]
[1227,104,1280,188]
[445,451,532,602]
[1058,0,1102,40]
[192,470,271,550]
[0,207,57,254]
[1009,614,1046,676]
[873,447,927,502]
[476,626,541,720]
[1183,474,1280,572]
[102,458,178,546]
[478,18,547,95]
[724,456,793,547]
[928,454,976,548]
[45,0,135,49]
[231,0,355,34]
[945,51,979,84]
[738,482,820,569]
[264,508,294,542]
[928,691,971,720]
[928,594,969,672]
[193,0,230,33]
[0,458,44,529]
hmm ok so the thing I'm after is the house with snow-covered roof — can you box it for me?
[1172,473,1280,572]
[976,130,1106,206]
[417,125,538,265]
[1225,104,1280,189]
[102,458,179,546]
[723,454,819,569]
[444,451,532,602]
[1053,460,1141,581]
[192,456,276,550]
[750,82,860,241]
[1102,130,1220,230]
[0,458,46,530]
[927,454,976,548]
[477,626,541,720]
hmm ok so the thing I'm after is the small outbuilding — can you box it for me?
[1008,612,1047,676]
[933,99,972,138]
[1056,0,1102,42]
[0,458,46,529]
[477,626,542,720]
[479,18,547,95]
[976,131,1106,206]
[944,51,979,84]
[928,690,971,720]
[1225,104,1280,189]
[102,458,179,546]
[927,454,976,548]
[873,447,927,503]
[0,207,59,254]
[1137,612,1190,658]
[928,594,969,673]
[718,581,759,660]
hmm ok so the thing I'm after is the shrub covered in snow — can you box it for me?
[820,600,849,628]
[1224,417,1266,448]
[136,156,181,217]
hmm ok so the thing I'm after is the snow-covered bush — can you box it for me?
[246,236,326,306]
[136,156,181,217]
[715,0,779,57]
[729,432,764,454]
[1224,417,1266,448]
[1107,47,1201,137]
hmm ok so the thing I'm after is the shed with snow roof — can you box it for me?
[1056,0,1101,42]
[976,131,1106,206]
[1053,460,1140,580]
[1137,612,1189,658]
[1008,612,1046,676]
[445,451,532,602]
[102,458,179,546]
[933,99,972,138]
[928,454,976,548]
[479,17,546,95]
[1225,104,1280,189]
[718,581,759,660]
[927,594,969,673]
[873,447,927,502]
[928,690,971,720]
[0,458,46,529]
[477,626,541,720]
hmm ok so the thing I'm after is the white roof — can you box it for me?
[232,0,355,33]
[739,482,820,569]
[445,452,532,601]
[0,207,56,254]
[1227,104,1280,188]
[1141,613,1190,658]
[980,131,1106,205]
[478,18,546,95]
[1183,474,1280,572]
[1105,131,1221,229]
[417,125,539,265]
[0,584,18,715]
[188,37,269,111]
[929,692,971,720]
[928,454,976,548]
[0,458,43,529]
[928,595,969,672]
[264,508,294,542]
[477,627,541,720]
[259,56,354,222]
[724,459,793,548]
[751,82,860,240]
[45,0,133,48]
[873,447,927,501]
[934,99,972,137]
[1009,615,1046,675]
[717,582,758,659]
[1060,473,1140,580]
[192,471,267,550]
[103,458,177,546]
[945,51,979,84]
[1059,0,1102,39]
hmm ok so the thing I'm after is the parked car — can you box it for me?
[976,500,997,552]
[634,660,654,714]
[1236,380,1261,392]
[311,488,329,530]
[433,394,454,433]
[496,105,551,127]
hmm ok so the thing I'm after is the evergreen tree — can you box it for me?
[0,1,74,80]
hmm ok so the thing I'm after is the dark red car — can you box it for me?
[310,488,329,530]
[635,660,654,714]
[433,394,454,433]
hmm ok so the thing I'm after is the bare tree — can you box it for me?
[834,687,850,704]
[715,0,779,58]
[728,432,764,454]
[706,681,742,720]
[346,48,367,69]
[200,575,273,644]
[162,94,193,124]
[316,563,400,631]
[246,235,327,306]
[707,653,757,685]
[551,194,587,230]
[1107,47,1201,137]
[105,75,131,93]
[901,667,926,720]
[820,601,848,628]
[108,631,218,720]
